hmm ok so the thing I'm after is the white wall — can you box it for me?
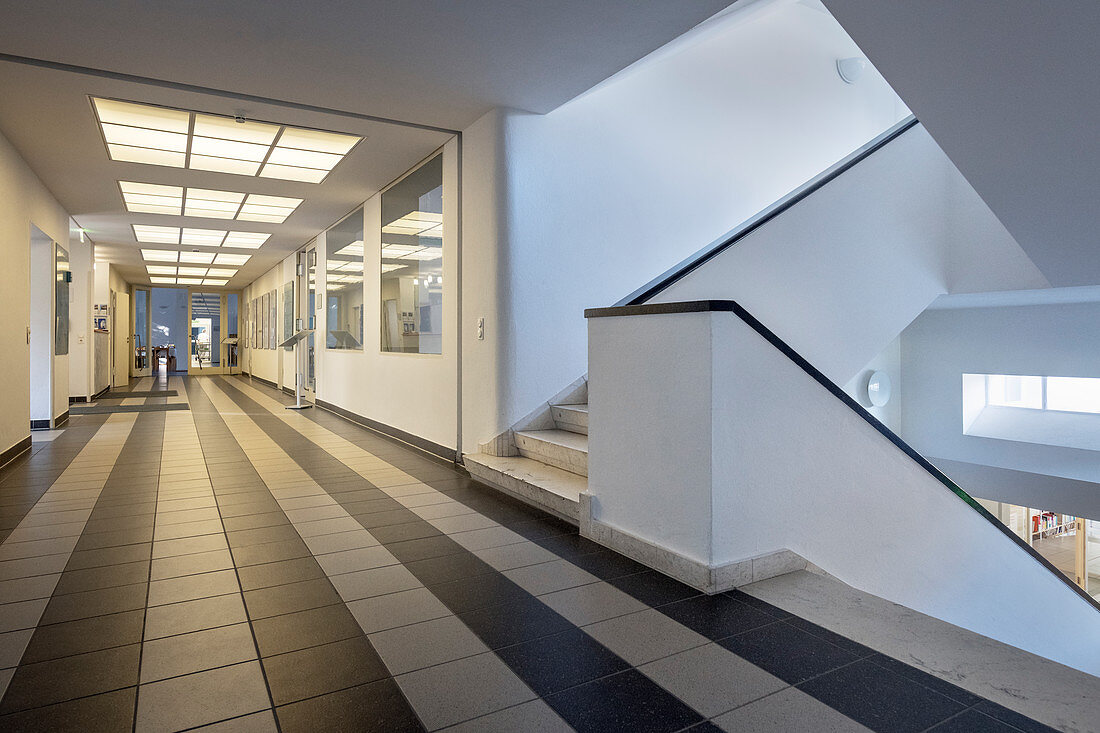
[0,126,71,449]
[28,229,52,423]
[901,300,1100,504]
[68,225,95,401]
[656,125,1047,385]
[589,308,1100,676]
[242,257,293,388]
[458,0,1033,448]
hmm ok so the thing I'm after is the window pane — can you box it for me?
[986,374,1042,408]
[325,208,364,350]
[1046,377,1100,414]
[381,153,443,354]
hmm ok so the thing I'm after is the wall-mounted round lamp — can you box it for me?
[867,370,892,407]
[837,57,867,84]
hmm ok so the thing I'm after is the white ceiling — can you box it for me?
[0,1,732,288]
[0,0,732,130]
[822,1,1100,287]
[0,61,452,286]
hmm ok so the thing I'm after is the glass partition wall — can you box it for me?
[326,208,364,350]
[381,153,443,354]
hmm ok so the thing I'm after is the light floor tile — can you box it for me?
[347,588,451,634]
[713,687,872,733]
[504,559,600,596]
[396,652,537,730]
[369,615,490,675]
[583,608,709,666]
[639,642,787,717]
[539,582,647,627]
[135,659,271,733]
[140,622,258,683]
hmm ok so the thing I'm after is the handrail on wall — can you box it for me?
[617,115,919,307]
[584,300,1100,613]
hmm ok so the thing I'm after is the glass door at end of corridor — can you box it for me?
[295,244,318,402]
[132,286,152,378]
[187,290,236,375]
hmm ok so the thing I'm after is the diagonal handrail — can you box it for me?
[617,115,919,307]
[584,300,1100,613]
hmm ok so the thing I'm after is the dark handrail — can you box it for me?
[584,300,1100,613]
[617,115,920,307]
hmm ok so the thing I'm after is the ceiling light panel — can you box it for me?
[203,279,229,287]
[146,265,177,275]
[206,268,237,278]
[92,98,362,183]
[214,253,251,265]
[177,266,208,276]
[177,277,204,285]
[133,224,180,244]
[120,181,182,215]
[222,232,270,249]
[181,228,228,246]
[149,276,176,284]
[141,249,179,262]
[179,251,216,264]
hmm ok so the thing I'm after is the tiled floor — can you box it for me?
[0,375,1066,732]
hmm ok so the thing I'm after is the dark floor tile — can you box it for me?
[243,577,342,619]
[231,537,311,567]
[798,658,966,733]
[660,594,775,640]
[252,604,364,657]
[681,723,724,732]
[718,621,855,685]
[218,500,283,519]
[39,582,148,624]
[263,635,390,706]
[356,509,422,530]
[236,556,326,591]
[531,532,603,561]
[341,497,405,515]
[65,543,150,571]
[866,653,983,706]
[0,644,141,713]
[972,701,1062,733]
[21,610,144,663]
[82,513,155,535]
[783,616,876,658]
[926,709,1034,733]
[220,511,291,532]
[457,595,575,649]
[722,589,794,619]
[508,516,578,541]
[429,572,532,613]
[52,560,150,595]
[385,535,463,563]
[275,675,425,732]
[568,550,649,580]
[226,523,302,548]
[0,686,135,733]
[407,552,497,586]
[496,627,629,696]
[545,668,703,733]
[608,570,700,607]
[370,521,445,544]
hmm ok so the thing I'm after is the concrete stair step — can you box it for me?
[551,403,588,435]
[514,429,588,476]
[464,453,584,523]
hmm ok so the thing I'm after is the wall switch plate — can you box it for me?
[477,318,485,340]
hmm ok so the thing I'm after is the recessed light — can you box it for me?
[146,265,177,275]
[258,163,327,183]
[206,268,237,277]
[189,155,261,176]
[177,266,208,276]
[101,123,188,152]
[133,224,180,244]
[179,251,216,264]
[141,249,178,262]
[176,277,204,285]
[149,276,176,284]
[214,253,250,265]
[202,279,229,287]
[222,232,270,249]
[276,127,359,155]
[93,98,189,133]
[181,228,228,246]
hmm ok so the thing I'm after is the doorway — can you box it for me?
[187,290,239,375]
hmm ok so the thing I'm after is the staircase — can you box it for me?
[464,389,588,523]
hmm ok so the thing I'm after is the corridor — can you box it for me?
[0,377,1059,732]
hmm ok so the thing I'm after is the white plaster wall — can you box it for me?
[68,227,95,401]
[656,126,1047,385]
[589,309,1100,676]
[462,0,922,447]
[0,126,70,448]
[242,259,290,387]
[901,301,1100,491]
[28,233,52,423]
[318,140,459,451]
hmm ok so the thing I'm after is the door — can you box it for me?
[132,286,151,377]
[112,290,130,387]
[296,243,318,402]
[187,291,224,374]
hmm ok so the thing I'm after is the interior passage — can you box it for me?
[0,376,1060,733]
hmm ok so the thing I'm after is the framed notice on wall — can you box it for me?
[262,293,270,350]
[269,289,277,349]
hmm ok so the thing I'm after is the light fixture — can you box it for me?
[93,97,361,183]
[237,194,303,223]
[214,253,251,265]
[202,279,229,287]
[867,370,892,406]
[146,265,177,275]
[177,277,204,285]
[120,181,300,224]
[222,232,270,249]
[179,251,216,264]
[177,266,208,276]
[133,224,180,244]
[181,228,228,246]
[131,223,270,248]
[141,249,178,262]
[120,181,183,215]
[837,57,867,84]
[206,268,237,278]
[149,276,176,284]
